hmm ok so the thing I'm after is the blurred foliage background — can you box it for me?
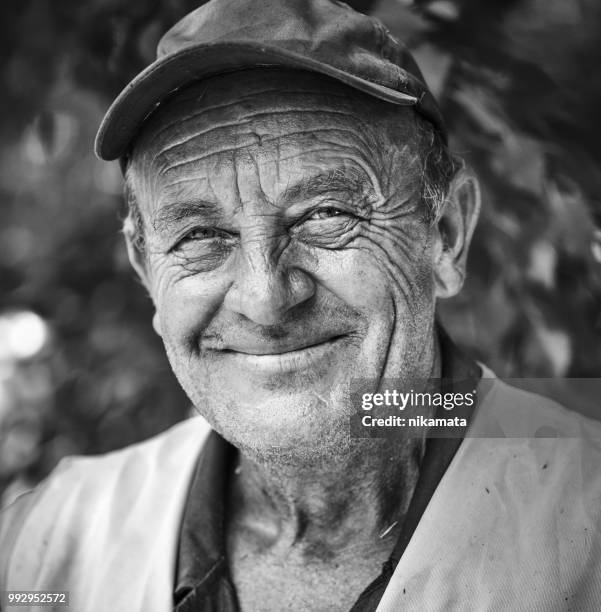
[1,0,600,504]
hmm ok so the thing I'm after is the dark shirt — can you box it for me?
[173,328,481,611]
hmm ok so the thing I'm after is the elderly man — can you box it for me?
[2,0,601,610]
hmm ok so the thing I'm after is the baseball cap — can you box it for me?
[94,0,446,162]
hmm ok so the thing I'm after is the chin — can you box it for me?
[202,388,354,463]
[235,429,353,467]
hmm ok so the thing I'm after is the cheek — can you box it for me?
[304,225,435,351]
[334,218,435,318]
[150,258,229,349]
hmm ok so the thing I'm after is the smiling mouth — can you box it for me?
[210,334,348,373]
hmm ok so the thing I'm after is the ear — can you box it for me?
[123,216,151,289]
[152,312,162,337]
[433,168,481,299]
[123,217,162,337]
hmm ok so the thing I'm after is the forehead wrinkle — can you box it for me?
[279,165,377,205]
[143,90,264,146]
[152,107,379,160]
[297,145,387,206]
[141,87,357,147]
[153,116,256,158]
[161,175,210,190]
[259,146,372,171]
[152,144,376,188]
[153,176,217,229]
[274,135,282,188]
[312,148,422,212]
[157,175,211,206]
[154,126,379,180]
[327,156,384,206]
[151,199,223,235]
[159,149,384,214]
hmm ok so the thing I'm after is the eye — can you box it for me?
[180,227,229,242]
[174,227,232,249]
[289,204,362,249]
[170,226,236,255]
[305,206,353,221]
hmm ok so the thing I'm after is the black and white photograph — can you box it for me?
[1,0,600,610]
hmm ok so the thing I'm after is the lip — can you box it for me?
[206,334,348,374]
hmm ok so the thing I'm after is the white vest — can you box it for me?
[2,369,601,611]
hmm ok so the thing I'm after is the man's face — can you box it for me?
[129,69,442,460]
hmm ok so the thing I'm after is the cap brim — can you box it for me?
[94,41,423,161]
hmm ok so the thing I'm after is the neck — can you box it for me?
[227,334,442,562]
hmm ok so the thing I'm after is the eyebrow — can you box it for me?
[280,167,378,205]
[152,200,222,234]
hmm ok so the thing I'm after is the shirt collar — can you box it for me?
[173,430,238,609]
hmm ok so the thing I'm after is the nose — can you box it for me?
[223,234,316,325]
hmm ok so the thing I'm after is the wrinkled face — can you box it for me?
[129,69,442,460]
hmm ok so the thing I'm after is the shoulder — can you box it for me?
[2,414,211,515]
[467,366,601,544]
[0,416,211,588]
[474,363,601,440]
[408,370,601,607]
